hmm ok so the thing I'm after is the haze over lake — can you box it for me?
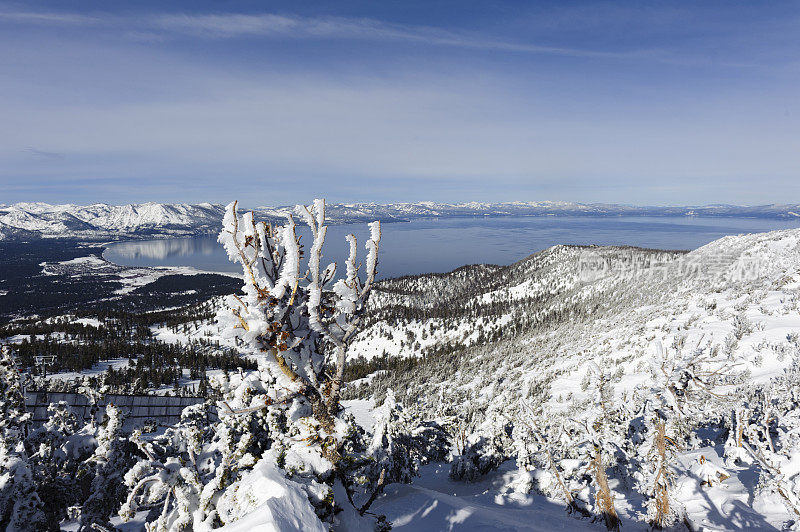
[103,215,800,279]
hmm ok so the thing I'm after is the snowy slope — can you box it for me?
[355,228,799,390]
[346,228,800,530]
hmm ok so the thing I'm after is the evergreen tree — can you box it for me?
[0,346,46,531]
[79,405,135,531]
[27,402,94,530]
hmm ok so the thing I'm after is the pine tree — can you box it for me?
[79,404,135,531]
[571,363,622,531]
[0,346,46,532]
[27,402,94,530]
[636,340,741,529]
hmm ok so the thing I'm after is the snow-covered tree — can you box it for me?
[436,387,480,457]
[449,409,511,482]
[514,400,591,517]
[0,346,46,532]
[79,404,136,531]
[27,401,95,530]
[723,407,752,466]
[120,199,386,530]
[368,390,417,484]
[735,364,800,520]
[569,363,623,531]
[635,340,742,528]
[78,376,106,428]
[119,404,217,532]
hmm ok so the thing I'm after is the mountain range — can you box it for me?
[1,201,799,241]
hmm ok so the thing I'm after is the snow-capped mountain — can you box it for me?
[2,201,800,241]
[245,201,800,223]
[0,202,225,241]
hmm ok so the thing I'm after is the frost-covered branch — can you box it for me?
[218,199,380,419]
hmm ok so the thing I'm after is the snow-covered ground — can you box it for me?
[374,455,788,531]
[373,461,597,531]
[342,398,377,432]
[46,358,132,382]
[39,252,237,296]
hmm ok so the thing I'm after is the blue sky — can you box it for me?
[1,1,799,206]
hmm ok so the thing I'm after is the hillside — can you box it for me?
[343,228,800,530]
[350,228,800,409]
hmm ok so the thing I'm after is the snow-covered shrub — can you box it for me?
[449,412,512,482]
[788,331,800,346]
[693,454,729,487]
[733,313,753,340]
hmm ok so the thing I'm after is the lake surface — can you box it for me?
[103,216,800,279]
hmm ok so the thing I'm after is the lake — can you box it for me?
[103,216,800,279]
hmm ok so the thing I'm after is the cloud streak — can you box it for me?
[0,8,650,60]
[0,10,100,25]
[23,147,66,161]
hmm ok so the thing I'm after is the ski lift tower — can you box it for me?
[33,355,56,378]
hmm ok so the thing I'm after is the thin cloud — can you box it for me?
[23,147,66,161]
[0,10,100,25]
[0,8,645,60]
[153,13,636,58]
[151,13,301,37]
